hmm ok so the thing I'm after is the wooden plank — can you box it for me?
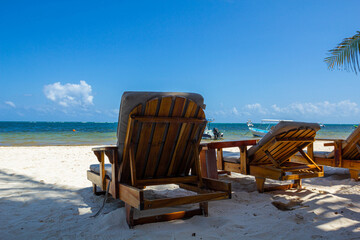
[178,179,231,196]
[280,164,318,171]
[119,184,144,209]
[240,146,247,174]
[200,148,218,179]
[206,140,257,149]
[144,97,172,178]
[334,140,342,167]
[307,143,314,160]
[249,165,283,180]
[167,100,197,176]
[92,146,117,151]
[181,107,206,175]
[275,137,314,142]
[223,162,241,173]
[155,97,186,177]
[217,148,224,170]
[202,177,231,194]
[132,116,206,124]
[349,169,360,180]
[192,142,204,186]
[120,105,142,183]
[135,99,159,179]
[129,145,137,186]
[132,209,204,226]
[136,176,198,186]
[175,102,199,175]
[274,129,316,165]
[87,171,103,187]
[282,171,324,180]
[264,150,281,168]
[142,192,228,210]
[273,129,315,163]
[297,148,321,171]
[99,152,106,190]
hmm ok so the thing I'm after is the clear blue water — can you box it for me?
[0,121,357,146]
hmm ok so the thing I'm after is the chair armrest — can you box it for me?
[204,140,257,149]
[92,145,117,151]
[315,138,345,142]
[319,139,344,148]
[92,146,118,164]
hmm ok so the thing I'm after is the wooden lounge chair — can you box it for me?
[293,127,360,181]
[87,92,231,228]
[207,121,324,192]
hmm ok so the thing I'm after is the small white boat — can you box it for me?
[247,119,293,137]
[202,119,223,140]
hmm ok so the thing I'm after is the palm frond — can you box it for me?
[325,31,360,74]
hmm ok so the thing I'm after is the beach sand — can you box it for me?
[1,141,359,239]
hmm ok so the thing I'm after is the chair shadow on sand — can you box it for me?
[1,167,360,239]
[219,173,360,238]
[0,169,122,239]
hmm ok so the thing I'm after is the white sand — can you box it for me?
[1,142,359,239]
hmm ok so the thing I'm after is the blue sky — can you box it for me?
[1,0,359,123]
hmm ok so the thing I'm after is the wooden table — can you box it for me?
[199,140,258,179]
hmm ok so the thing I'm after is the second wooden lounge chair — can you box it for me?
[292,126,360,180]
[210,121,324,192]
[87,92,231,228]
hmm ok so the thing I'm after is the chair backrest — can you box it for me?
[335,126,360,159]
[247,121,320,166]
[116,92,206,184]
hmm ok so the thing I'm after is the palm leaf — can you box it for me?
[325,31,360,74]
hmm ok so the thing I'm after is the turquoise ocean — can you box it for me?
[0,121,357,146]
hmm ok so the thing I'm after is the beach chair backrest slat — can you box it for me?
[120,95,206,184]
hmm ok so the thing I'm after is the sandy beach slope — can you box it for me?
[0,141,359,239]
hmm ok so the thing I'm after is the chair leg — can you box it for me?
[294,179,302,189]
[92,183,106,196]
[92,183,97,194]
[200,202,208,217]
[349,169,360,181]
[125,203,135,229]
[255,177,265,193]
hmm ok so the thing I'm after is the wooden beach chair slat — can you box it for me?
[167,100,198,176]
[143,96,173,178]
[135,98,159,179]
[155,97,186,177]
[181,108,206,176]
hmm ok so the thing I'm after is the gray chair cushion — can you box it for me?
[116,92,205,163]
[223,151,240,163]
[247,121,321,158]
[89,164,112,179]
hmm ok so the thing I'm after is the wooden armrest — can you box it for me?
[92,145,117,151]
[204,140,257,149]
[316,138,345,142]
[319,139,344,148]
[92,146,118,164]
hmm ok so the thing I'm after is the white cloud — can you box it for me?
[5,101,16,108]
[44,80,94,107]
[245,103,268,115]
[271,100,359,116]
[232,107,239,115]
